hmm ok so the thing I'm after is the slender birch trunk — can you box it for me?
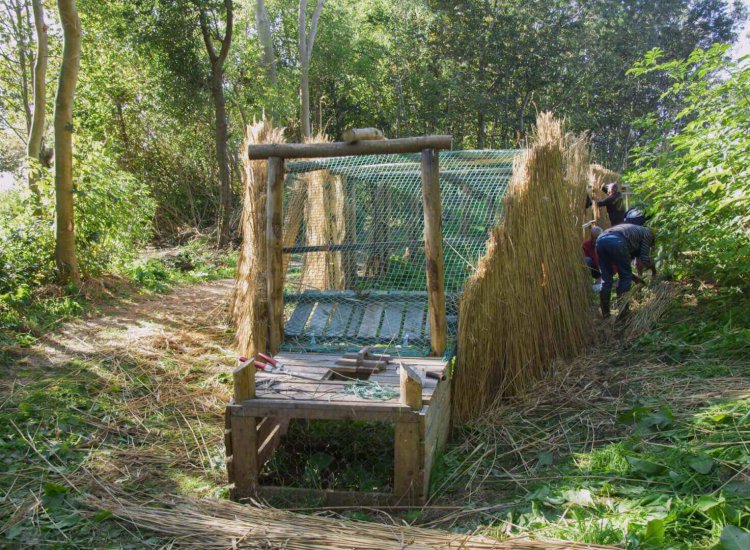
[27,0,47,199]
[53,0,81,284]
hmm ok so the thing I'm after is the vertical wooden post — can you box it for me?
[228,360,259,499]
[420,148,447,356]
[395,363,425,504]
[266,156,285,354]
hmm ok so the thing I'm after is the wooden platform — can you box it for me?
[224,352,452,505]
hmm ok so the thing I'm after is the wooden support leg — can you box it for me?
[229,411,259,500]
[394,419,425,504]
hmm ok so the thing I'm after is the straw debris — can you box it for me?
[82,493,615,549]
[454,113,593,422]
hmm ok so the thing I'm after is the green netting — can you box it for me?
[280,149,518,356]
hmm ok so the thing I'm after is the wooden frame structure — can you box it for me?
[226,134,454,505]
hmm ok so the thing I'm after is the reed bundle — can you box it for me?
[454,113,593,422]
[588,164,621,230]
[622,282,676,340]
[300,133,345,291]
[231,119,286,358]
[82,493,613,549]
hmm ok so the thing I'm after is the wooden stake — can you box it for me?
[266,156,284,353]
[420,148,447,356]
[400,363,423,409]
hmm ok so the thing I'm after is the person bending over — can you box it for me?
[595,223,655,318]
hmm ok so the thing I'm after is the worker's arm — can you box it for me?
[637,233,654,269]
[596,194,615,207]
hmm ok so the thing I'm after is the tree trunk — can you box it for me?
[212,68,232,248]
[199,0,233,248]
[255,0,276,85]
[477,110,485,149]
[298,0,324,138]
[300,63,311,137]
[13,0,32,133]
[53,0,81,284]
[27,0,47,199]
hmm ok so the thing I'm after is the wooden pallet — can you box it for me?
[224,352,452,505]
[284,291,457,345]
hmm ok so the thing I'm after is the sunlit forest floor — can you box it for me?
[1,280,749,547]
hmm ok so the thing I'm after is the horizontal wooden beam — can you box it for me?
[229,401,421,423]
[248,135,452,160]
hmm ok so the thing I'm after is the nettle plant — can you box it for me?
[627,44,750,286]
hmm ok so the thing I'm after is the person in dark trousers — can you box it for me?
[583,225,603,281]
[595,223,655,318]
[596,183,626,226]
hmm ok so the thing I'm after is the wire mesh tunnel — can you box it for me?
[279,150,517,356]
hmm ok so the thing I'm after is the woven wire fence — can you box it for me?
[280,150,517,356]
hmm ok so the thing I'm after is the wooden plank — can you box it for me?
[345,304,365,337]
[231,401,420,423]
[257,418,288,466]
[421,148,447,356]
[393,418,425,505]
[233,360,255,402]
[229,413,259,499]
[325,302,354,337]
[247,135,452,160]
[266,156,285,354]
[357,303,384,339]
[423,378,451,492]
[380,302,405,340]
[285,302,314,336]
[259,486,398,508]
[306,302,335,336]
[402,303,426,340]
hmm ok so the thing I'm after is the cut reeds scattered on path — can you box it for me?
[82,493,617,549]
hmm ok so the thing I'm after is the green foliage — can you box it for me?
[628,45,750,285]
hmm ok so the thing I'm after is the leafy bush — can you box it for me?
[0,141,156,294]
[627,45,750,285]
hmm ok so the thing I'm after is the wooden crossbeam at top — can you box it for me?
[247,135,453,160]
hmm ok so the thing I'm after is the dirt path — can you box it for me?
[16,279,236,370]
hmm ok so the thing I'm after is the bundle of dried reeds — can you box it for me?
[623,282,676,340]
[588,164,621,230]
[231,119,286,358]
[454,113,593,422]
[299,133,346,291]
[83,493,614,549]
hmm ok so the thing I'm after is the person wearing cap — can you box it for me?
[583,225,603,281]
[595,222,655,318]
[596,183,626,226]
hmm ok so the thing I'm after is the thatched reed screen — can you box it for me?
[237,149,517,357]
[454,114,594,422]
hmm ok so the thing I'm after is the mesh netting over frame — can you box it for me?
[279,150,518,356]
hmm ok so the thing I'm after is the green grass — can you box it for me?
[2,278,750,547]
[429,284,750,548]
